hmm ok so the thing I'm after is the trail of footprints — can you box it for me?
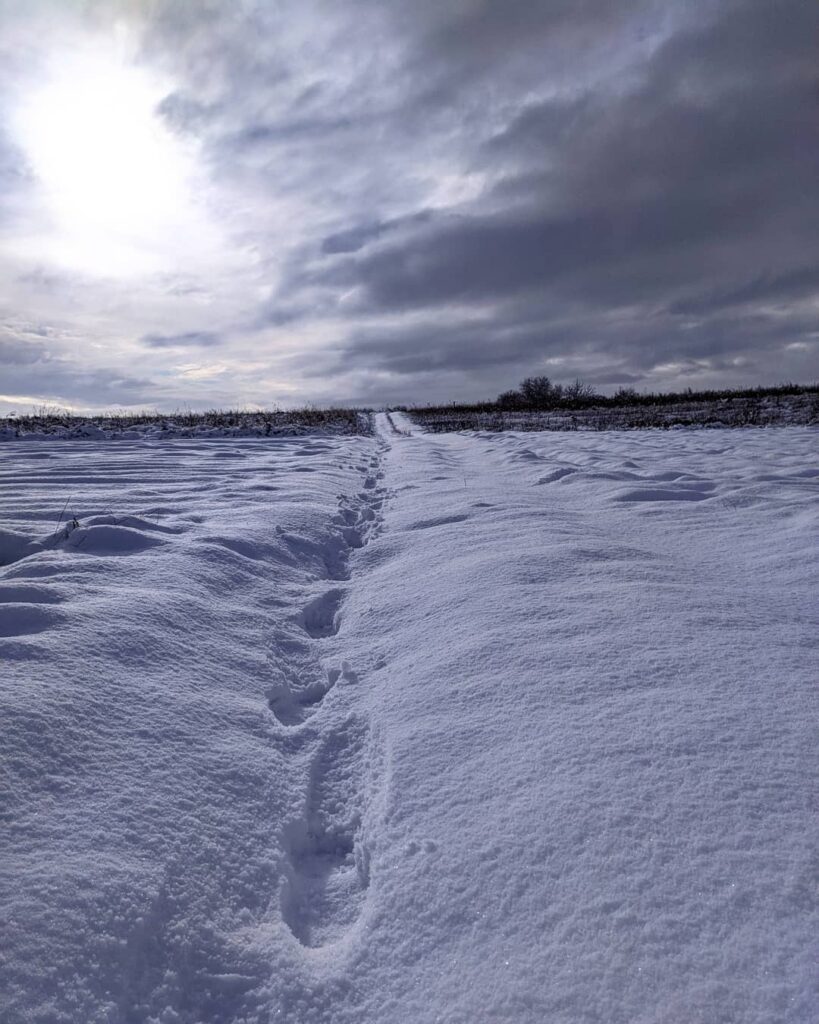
[269,448,388,951]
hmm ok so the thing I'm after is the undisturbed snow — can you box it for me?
[0,416,816,1023]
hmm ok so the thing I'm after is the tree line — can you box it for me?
[494,376,814,410]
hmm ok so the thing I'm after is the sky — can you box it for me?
[0,0,817,413]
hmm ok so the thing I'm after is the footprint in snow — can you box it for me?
[535,467,578,484]
[267,665,341,727]
[301,589,345,638]
[281,717,372,949]
[408,513,470,530]
[613,486,714,503]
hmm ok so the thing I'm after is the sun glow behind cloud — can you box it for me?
[11,36,215,278]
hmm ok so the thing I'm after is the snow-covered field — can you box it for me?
[1,416,816,1023]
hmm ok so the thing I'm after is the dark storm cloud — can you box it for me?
[312,196,757,311]
[309,320,571,378]
[315,301,804,382]
[141,331,221,349]
[275,0,817,393]
[669,268,819,317]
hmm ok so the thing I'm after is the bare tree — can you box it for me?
[520,376,561,406]
[563,378,598,401]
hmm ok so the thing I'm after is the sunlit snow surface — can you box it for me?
[1,420,816,1023]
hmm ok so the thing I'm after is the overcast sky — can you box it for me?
[0,0,817,412]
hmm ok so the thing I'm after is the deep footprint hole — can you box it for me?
[301,589,345,638]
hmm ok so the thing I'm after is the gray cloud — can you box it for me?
[141,331,222,349]
[669,268,819,317]
[0,336,48,365]
[0,334,158,408]
[321,222,386,256]
[277,0,819,396]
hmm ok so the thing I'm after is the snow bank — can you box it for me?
[1,425,816,1023]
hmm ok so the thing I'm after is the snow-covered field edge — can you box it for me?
[407,390,819,432]
[0,409,373,441]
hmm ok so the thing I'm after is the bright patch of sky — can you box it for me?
[12,39,211,278]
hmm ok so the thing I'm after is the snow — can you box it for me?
[1,420,816,1023]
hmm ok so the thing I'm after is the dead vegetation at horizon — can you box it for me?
[0,406,372,438]
[406,383,819,432]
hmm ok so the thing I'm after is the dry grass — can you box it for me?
[407,385,819,432]
[1,406,373,437]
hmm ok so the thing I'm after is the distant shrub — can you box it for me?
[564,379,599,401]
[497,390,526,409]
[498,375,599,409]
[519,376,562,407]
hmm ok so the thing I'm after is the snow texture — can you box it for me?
[1,420,816,1023]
